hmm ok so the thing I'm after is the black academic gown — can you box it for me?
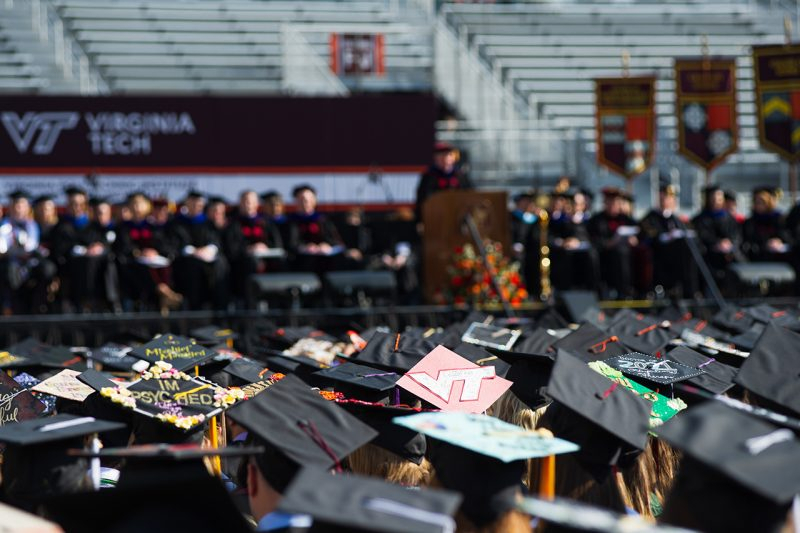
[639,210,698,297]
[548,212,600,292]
[586,212,637,298]
[288,212,344,273]
[510,209,541,296]
[114,219,175,308]
[224,215,283,299]
[742,211,789,262]
[168,214,229,310]
[691,209,743,284]
[51,215,110,310]
[414,165,473,223]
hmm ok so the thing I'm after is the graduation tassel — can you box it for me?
[210,416,222,477]
[195,365,200,377]
[538,455,556,500]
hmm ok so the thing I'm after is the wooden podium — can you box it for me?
[421,190,509,303]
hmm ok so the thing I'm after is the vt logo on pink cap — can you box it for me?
[397,346,512,413]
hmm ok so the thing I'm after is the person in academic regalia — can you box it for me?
[0,190,57,314]
[51,187,112,312]
[742,187,789,263]
[548,189,600,293]
[114,192,182,313]
[335,207,371,270]
[206,196,229,238]
[509,190,541,297]
[89,197,121,311]
[33,194,59,252]
[586,188,638,299]
[261,191,295,257]
[168,190,229,310]
[414,142,473,224]
[639,184,698,299]
[288,184,345,273]
[691,185,743,288]
[224,190,283,304]
[725,189,745,225]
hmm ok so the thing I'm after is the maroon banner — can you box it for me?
[0,94,434,172]
[594,76,656,178]
[675,58,738,170]
[753,44,800,162]
[330,34,385,76]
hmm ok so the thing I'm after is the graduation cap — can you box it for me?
[6,338,87,372]
[33,194,54,205]
[226,374,377,492]
[507,328,558,356]
[655,401,800,504]
[669,316,730,343]
[601,352,705,387]
[551,323,631,362]
[336,400,428,464]
[63,185,87,197]
[32,369,96,403]
[0,370,46,428]
[129,333,217,372]
[606,311,674,354]
[262,326,339,349]
[746,304,800,331]
[313,362,399,403]
[664,346,737,396]
[88,196,109,207]
[535,307,569,330]
[711,308,755,334]
[0,414,126,512]
[279,468,461,533]
[221,356,275,386]
[190,325,238,346]
[460,322,521,351]
[396,345,513,413]
[354,332,437,373]
[183,189,205,201]
[729,323,766,352]
[0,347,31,369]
[91,343,148,373]
[558,290,601,324]
[451,342,511,378]
[43,465,253,533]
[396,411,578,527]
[543,352,651,480]
[505,355,554,410]
[517,495,691,532]
[259,352,329,386]
[734,322,800,417]
[7,189,30,202]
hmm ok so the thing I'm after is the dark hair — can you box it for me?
[292,184,316,197]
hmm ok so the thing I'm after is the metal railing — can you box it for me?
[29,0,108,94]
[281,23,350,96]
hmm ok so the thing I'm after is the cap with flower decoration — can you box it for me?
[128,333,217,372]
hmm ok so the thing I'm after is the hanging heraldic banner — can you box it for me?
[675,58,738,170]
[330,34,385,76]
[595,76,656,178]
[753,44,800,161]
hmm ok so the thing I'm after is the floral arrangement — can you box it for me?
[141,360,193,381]
[447,242,528,306]
[156,412,205,430]
[100,386,136,409]
[318,390,344,401]
[213,387,245,408]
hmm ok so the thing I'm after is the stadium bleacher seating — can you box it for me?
[442,1,787,168]
[53,0,432,93]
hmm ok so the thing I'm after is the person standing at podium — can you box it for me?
[414,142,473,225]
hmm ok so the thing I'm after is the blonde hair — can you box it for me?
[347,443,432,487]
[492,390,549,489]
[429,476,532,533]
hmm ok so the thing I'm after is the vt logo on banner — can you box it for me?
[397,346,512,413]
[1,112,79,154]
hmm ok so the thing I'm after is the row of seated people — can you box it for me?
[0,185,418,314]
[511,184,797,300]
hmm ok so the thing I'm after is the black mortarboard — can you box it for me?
[184,189,204,201]
[606,310,674,354]
[507,327,558,356]
[551,323,631,362]
[512,190,535,202]
[227,374,377,491]
[262,326,338,349]
[664,346,737,395]
[558,290,600,324]
[279,468,461,533]
[655,401,800,504]
[291,183,316,197]
[129,333,217,372]
[7,338,87,372]
[354,332,437,373]
[222,356,274,386]
[601,352,706,389]
[543,351,650,479]
[711,307,755,334]
[0,414,125,511]
[730,323,766,352]
[746,304,800,331]
[190,325,238,346]
[88,196,109,207]
[669,315,730,342]
[313,362,399,403]
[33,194,54,205]
[505,355,554,410]
[259,353,329,386]
[43,465,253,533]
[535,307,569,330]
[460,322,521,351]
[64,186,87,197]
[7,189,30,201]
[260,190,281,201]
[336,400,427,464]
[91,342,147,372]
[452,342,511,378]
[206,195,226,205]
[734,322,800,416]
